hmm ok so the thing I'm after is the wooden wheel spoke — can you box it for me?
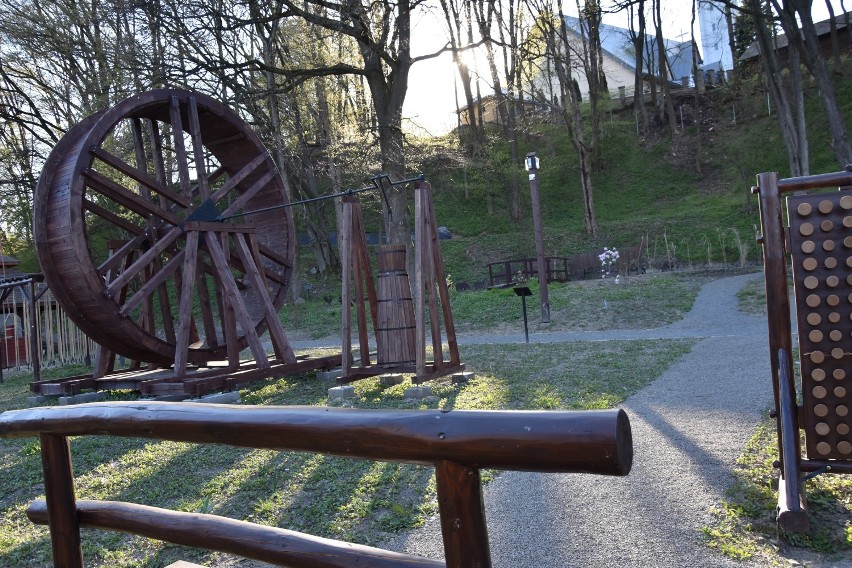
[169,96,192,198]
[91,147,191,209]
[107,226,182,300]
[119,247,185,318]
[97,231,153,278]
[204,233,269,367]
[84,170,182,227]
[187,97,210,200]
[219,169,277,218]
[83,198,145,236]
[210,153,269,205]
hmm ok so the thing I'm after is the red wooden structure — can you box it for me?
[0,401,633,566]
[755,167,852,532]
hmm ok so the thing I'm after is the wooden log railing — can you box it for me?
[0,401,633,567]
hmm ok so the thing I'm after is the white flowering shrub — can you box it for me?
[599,247,620,278]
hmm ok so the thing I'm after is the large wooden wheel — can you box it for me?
[34,89,295,369]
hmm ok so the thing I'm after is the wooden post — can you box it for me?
[341,200,353,378]
[28,278,41,382]
[436,460,492,567]
[526,152,550,324]
[756,171,806,531]
[40,434,83,567]
[414,185,427,378]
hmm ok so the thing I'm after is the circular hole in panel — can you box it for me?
[835,386,847,398]
[839,423,851,435]
[815,403,829,416]
[811,351,826,364]
[835,369,847,380]
[809,330,824,342]
[845,236,852,248]
[804,276,819,289]
[798,202,813,216]
[847,256,852,269]
[826,275,840,287]
[800,223,815,236]
[802,241,816,253]
[813,385,827,398]
[803,257,818,271]
[832,348,845,360]
[821,220,834,232]
[807,313,822,325]
[845,216,852,228]
[830,330,842,342]
[828,295,840,307]
[829,312,841,324]
[825,257,838,269]
[839,441,852,455]
[842,195,852,209]
[837,405,849,417]
[848,274,852,285]
[813,368,826,381]
[806,294,821,308]
[819,200,834,214]
[816,441,832,455]
[824,240,836,253]
[815,422,831,436]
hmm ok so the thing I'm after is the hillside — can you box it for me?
[399,70,852,286]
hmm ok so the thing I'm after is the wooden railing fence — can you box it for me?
[0,401,633,567]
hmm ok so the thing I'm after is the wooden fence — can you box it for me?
[0,402,633,567]
[0,274,94,380]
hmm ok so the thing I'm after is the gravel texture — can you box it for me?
[384,272,778,567]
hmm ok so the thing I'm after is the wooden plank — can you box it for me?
[83,170,182,226]
[39,434,83,568]
[83,198,145,236]
[26,500,443,568]
[217,234,241,368]
[219,169,277,218]
[414,187,427,378]
[194,268,219,351]
[210,153,268,203]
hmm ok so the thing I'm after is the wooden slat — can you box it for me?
[83,198,145,236]
[107,226,182,303]
[209,154,268,203]
[219,169,277,218]
[84,170,182,226]
[340,201,353,378]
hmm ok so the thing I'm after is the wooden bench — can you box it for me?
[0,401,632,567]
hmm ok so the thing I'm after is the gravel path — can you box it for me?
[385,272,776,567]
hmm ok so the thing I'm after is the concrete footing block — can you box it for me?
[452,371,475,385]
[58,392,106,406]
[379,373,405,386]
[404,385,432,399]
[328,385,356,400]
[190,391,241,404]
[26,395,48,405]
[317,369,343,381]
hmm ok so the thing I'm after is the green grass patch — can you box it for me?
[703,420,852,564]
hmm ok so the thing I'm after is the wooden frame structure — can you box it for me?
[339,180,463,384]
[755,167,852,532]
[0,401,632,567]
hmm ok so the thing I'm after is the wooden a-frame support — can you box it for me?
[339,180,463,384]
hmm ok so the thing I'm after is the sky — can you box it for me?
[402,0,845,135]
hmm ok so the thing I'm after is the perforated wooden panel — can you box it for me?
[787,190,852,460]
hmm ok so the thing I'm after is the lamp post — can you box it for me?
[525,152,550,324]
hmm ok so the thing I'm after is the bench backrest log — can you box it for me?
[0,401,633,567]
